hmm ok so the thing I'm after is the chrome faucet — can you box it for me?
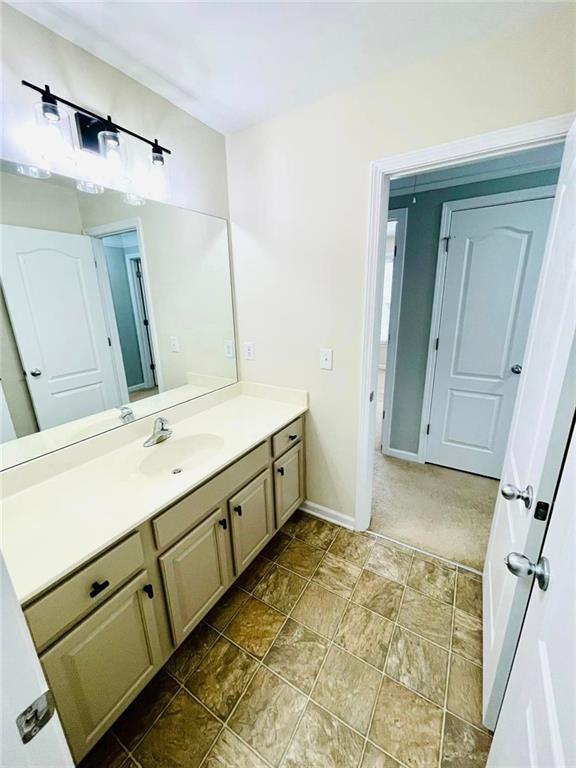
[119,406,135,424]
[143,417,172,447]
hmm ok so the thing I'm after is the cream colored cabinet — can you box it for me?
[229,469,275,574]
[160,508,232,645]
[41,571,162,762]
[274,442,305,527]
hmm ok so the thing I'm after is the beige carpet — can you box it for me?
[370,453,498,571]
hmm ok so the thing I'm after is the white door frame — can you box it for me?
[84,218,164,393]
[355,112,574,531]
[418,185,558,466]
[381,207,408,457]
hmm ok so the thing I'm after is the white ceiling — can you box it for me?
[9,1,562,134]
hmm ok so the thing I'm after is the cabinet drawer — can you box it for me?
[153,441,270,550]
[25,532,144,651]
[273,417,303,458]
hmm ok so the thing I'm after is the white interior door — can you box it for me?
[427,196,554,478]
[483,124,576,730]
[487,416,576,768]
[0,225,121,429]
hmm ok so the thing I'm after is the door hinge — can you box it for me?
[143,318,149,327]
[136,269,142,278]
[393,244,397,259]
[442,236,451,253]
[382,410,385,420]
[107,336,112,347]
[435,337,439,351]
[150,363,156,371]
[426,424,430,435]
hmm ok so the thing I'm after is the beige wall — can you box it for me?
[1,4,229,218]
[226,9,576,523]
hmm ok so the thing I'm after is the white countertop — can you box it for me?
[1,384,307,604]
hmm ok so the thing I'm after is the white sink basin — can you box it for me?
[137,434,224,477]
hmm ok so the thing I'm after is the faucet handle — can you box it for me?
[157,417,169,429]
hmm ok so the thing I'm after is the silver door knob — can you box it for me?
[29,369,42,377]
[510,364,522,374]
[505,552,550,591]
[501,483,533,509]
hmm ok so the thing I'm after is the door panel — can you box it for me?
[427,197,554,477]
[0,225,120,429]
[274,443,305,527]
[483,126,576,729]
[41,572,161,762]
[229,470,274,573]
[160,508,232,645]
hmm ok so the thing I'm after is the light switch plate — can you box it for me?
[169,335,180,353]
[223,340,235,359]
[319,348,333,370]
[244,342,255,360]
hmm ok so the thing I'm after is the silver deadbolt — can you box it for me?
[501,483,533,509]
[29,368,42,377]
[505,552,550,591]
[511,364,522,374]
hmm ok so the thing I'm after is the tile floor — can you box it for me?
[80,512,491,768]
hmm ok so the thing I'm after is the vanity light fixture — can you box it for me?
[21,80,172,166]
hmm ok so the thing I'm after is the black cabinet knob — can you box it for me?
[234,505,243,516]
[89,580,110,598]
[277,467,285,476]
[288,434,298,441]
[218,518,228,530]
[143,584,154,599]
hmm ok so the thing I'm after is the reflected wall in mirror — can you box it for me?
[0,164,237,459]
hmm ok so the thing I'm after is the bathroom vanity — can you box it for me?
[1,384,307,762]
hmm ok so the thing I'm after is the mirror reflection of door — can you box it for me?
[99,231,158,403]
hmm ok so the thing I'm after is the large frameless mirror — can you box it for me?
[0,162,237,467]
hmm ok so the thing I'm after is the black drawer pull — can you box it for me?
[89,580,110,598]
[288,434,298,441]
[143,584,154,599]
[234,505,243,516]
[277,467,285,476]
[219,518,228,530]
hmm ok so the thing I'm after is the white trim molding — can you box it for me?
[300,500,355,530]
[355,113,575,531]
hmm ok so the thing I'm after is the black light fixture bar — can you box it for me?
[21,80,172,156]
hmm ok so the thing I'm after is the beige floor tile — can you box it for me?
[205,586,250,631]
[235,556,273,592]
[312,552,362,597]
[312,645,381,734]
[447,655,484,729]
[370,676,443,768]
[366,542,412,584]
[352,570,403,620]
[407,557,456,605]
[224,596,285,658]
[397,588,453,648]
[229,667,306,766]
[334,602,393,670]
[78,732,129,768]
[292,582,347,638]
[441,713,492,767]
[261,531,292,560]
[204,728,269,768]
[292,513,339,550]
[455,571,482,618]
[165,622,218,683]
[134,689,221,768]
[281,509,306,537]
[277,539,324,577]
[385,626,448,706]
[263,618,329,694]
[361,742,401,767]
[328,528,374,566]
[113,670,179,750]
[253,563,307,613]
[186,637,257,720]
[452,609,483,664]
[284,701,364,768]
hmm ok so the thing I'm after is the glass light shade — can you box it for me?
[76,179,104,195]
[41,100,60,122]
[124,192,145,206]
[16,164,51,179]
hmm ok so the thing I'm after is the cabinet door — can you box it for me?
[229,470,275,574]
[274,443,305,527]
[160,508,232,645]
[41,571,162,762]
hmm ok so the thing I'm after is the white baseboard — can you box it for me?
[300,500,355,530]
[383,447,423,463]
